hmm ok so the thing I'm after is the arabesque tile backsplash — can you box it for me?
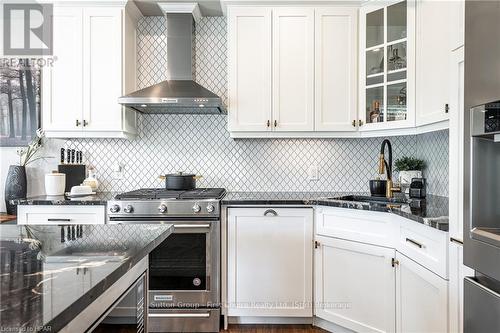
[65,16,449,196]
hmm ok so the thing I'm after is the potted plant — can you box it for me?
[394,157,426,192]
[4,129,50,214]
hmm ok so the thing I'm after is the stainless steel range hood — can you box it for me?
[118,6,225,114]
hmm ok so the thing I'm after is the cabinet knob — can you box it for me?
[358,119,364,127]
[83,120,88,127]
[75,119,81,127]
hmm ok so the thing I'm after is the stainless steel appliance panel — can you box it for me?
[464,0,500,282]
[464,277,500,333]
[148,308,220,332]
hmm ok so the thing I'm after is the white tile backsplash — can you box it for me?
[62,16,449,196]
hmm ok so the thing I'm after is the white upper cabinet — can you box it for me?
[315,8,358,132]
[228,7,272,132]
[42,2,140,139]
[83,7,123,132]
[272,8,314,131]
[227,5,358,136]
[415,0,453,126]
[42,7,83,132]
[359,0,416,132]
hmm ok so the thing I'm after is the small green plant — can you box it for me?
[394,157,426,171]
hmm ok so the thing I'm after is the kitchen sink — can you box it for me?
[329,195,409,205]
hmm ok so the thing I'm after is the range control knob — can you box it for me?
[123,205,134,213]
[206,204,215,213]
[158,204,168,213]
[192,204,201,213]
[109,204,120,213]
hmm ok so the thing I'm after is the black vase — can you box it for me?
[5,165,27,215]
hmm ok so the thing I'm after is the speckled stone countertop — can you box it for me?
[10,192,117,205]
[0,224,173,332]
[222,192,449,231]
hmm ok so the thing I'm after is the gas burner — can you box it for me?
[115,188,225,200]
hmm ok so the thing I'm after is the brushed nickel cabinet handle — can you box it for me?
[450,237,463,245]
[76,119,81,127]
[83,120,88,127]
[445,104,449,113]
[358,119,363,126]
[274,120,277,127]
[406,237,424,249]
[352,120,356,127]
[267,120,270,127]
[264,209,278,217]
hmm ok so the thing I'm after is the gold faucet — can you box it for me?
[378,140,401,199]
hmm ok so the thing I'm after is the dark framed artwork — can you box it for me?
[0,58,41,147]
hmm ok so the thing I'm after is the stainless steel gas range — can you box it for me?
[108,188,225,332]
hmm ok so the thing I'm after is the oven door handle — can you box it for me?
[174,224,210,229]
[148,313,210,318]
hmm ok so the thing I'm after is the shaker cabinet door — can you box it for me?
[228,7,272,132]
[272,8,315,131]
[315,8,358,131]
[396,252,448,333]
[315,236,396,333]
[42,7,83,132]
[227,207,313,317]
[415,0,452,126]
[82,7,123,132]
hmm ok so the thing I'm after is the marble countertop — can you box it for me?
[222,192,449,231]
[11,192,117,205]
[0,224,173,332]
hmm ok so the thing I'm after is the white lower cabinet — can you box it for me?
[448,242,474,333]
[17,205,106,225]
[396,252,448,333]
[314,207,449,333]
[227,207,313,317]
[314,236,396,333]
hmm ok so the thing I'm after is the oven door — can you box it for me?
[109,218,219,309]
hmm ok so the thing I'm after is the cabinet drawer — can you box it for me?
[315,206,397,248]
[397,217,448,278]
[17,205,105,225]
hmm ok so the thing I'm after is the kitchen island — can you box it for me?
[0,224,173,332]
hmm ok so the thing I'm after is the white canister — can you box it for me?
[45,172,66,196]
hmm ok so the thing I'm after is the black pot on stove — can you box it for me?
[159,172,203,190]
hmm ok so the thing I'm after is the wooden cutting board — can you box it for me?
[0,213,17,223]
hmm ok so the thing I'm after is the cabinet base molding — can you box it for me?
[312,317,355,333]
[228,317,313,325]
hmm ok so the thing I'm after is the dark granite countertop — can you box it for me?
[0,224,173,332]
[222,192,449,231]
[11,192,117,205]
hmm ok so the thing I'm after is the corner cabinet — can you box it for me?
[359,0,415,131]
[395,252,448,333]
[227,6,358,136]
[42,2,141,139]
[314,206,449,333]
[315,236,396,333]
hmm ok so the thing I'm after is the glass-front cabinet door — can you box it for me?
[359,0,415,131]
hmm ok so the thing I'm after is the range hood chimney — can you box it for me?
[118,3,226,114]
